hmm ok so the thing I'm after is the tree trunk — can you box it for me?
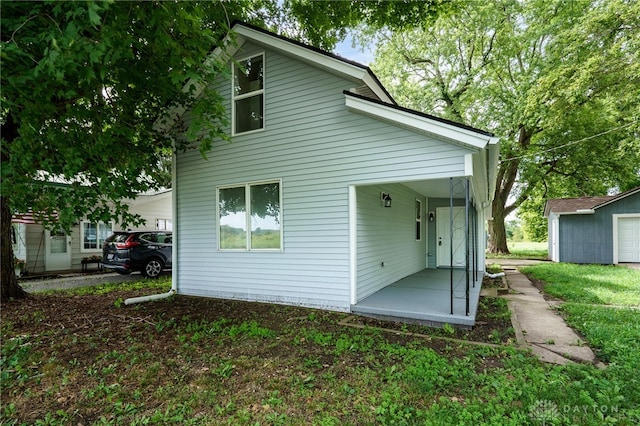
[1,195,28,300]
[488,196,509,254]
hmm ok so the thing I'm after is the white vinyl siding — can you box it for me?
[175,42,472,311]
[356,184,427,301]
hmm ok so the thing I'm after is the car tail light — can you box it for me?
[115,236,140,249]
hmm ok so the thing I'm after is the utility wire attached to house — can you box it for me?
[499,120,638,163]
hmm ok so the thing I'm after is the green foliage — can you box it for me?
[368,0,640,253]
[42,276,171,296]
[518,262,640,419]
[505,219,525,242]
[489,241,548,259]
[227,320,275,339]
[0,335,35,386]
[281,0,453,49]
[1,1,273,233]
[561,304,640,365]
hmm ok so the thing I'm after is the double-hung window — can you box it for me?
[81,221,113,251]
[218,180,282,250]
[232,54,264,134]
[156,219,173,231]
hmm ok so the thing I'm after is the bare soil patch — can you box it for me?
[1,281,515,424]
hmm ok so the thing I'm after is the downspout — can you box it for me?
[125,289,175,305]
[124,144,179,306]
[484,271,505,279]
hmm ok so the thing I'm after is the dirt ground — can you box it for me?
[1,280,515,424]
[3,281,513,350]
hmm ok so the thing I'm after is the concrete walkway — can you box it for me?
[488,259,597,365]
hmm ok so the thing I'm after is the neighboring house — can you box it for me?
[12,189,172,274]
[171,22,500,326]
[544,186,640,264]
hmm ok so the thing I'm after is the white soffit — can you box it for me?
[345,94,491,150]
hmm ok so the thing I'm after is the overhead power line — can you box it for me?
[499,119,638,163]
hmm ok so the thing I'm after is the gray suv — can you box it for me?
[102,231,172,278]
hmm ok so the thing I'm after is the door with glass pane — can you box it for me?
[46,230,72,271]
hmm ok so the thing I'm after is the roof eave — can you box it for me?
[344,93,494,150]
[233,24,395,104]
[547,209,596,217]
[592,186,640,210]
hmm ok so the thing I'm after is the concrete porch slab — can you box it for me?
[351,268,482,328]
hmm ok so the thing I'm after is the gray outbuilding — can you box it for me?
[544,187,640,264]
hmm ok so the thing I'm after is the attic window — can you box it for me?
[233,53,264,134]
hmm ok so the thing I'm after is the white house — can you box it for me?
[171,22,500,327]
[12,189,172,275]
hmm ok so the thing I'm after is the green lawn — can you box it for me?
[489,241,548,260]
[521,262,640,421]
[521,263,640,306]
[2,271,640,425]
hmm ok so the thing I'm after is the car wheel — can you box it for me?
[115,269,132,275]
[142,258,164,278]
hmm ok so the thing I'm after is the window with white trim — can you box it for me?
[218,180,281,250]
[81,221,113,251]
[156,219,173,231]
[415,200,422,241]
[232,53,264,134]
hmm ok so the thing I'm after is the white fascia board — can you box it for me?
[234,25,394,104]
[345,95,491,150]
[464,154,474,176]
[361,73,395,104]
[553,209,596,216]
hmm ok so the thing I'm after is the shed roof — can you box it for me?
[544,186,640,217]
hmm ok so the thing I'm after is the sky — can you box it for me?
[333,32,375,66]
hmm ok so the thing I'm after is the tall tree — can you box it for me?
[280,0,453,48]
[368,0,640,253]
[1,1,274,299]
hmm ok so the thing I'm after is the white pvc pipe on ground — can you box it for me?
[124,289,176,305]
[484,272,506,279]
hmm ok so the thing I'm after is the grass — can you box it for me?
[2,269,640,425]
[488,241,548,260]
[520,262,640,423]
[521,263,640,306]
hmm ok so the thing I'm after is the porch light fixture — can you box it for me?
[381,192,392,208]
[429,211,435,222]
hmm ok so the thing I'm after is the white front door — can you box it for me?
[46,230,72,271]
[436,206,466,267]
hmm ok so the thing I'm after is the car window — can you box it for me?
[139,233,158,243]
[106,233,130,243]
[156,233,171,244]
[139,232,172,244]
